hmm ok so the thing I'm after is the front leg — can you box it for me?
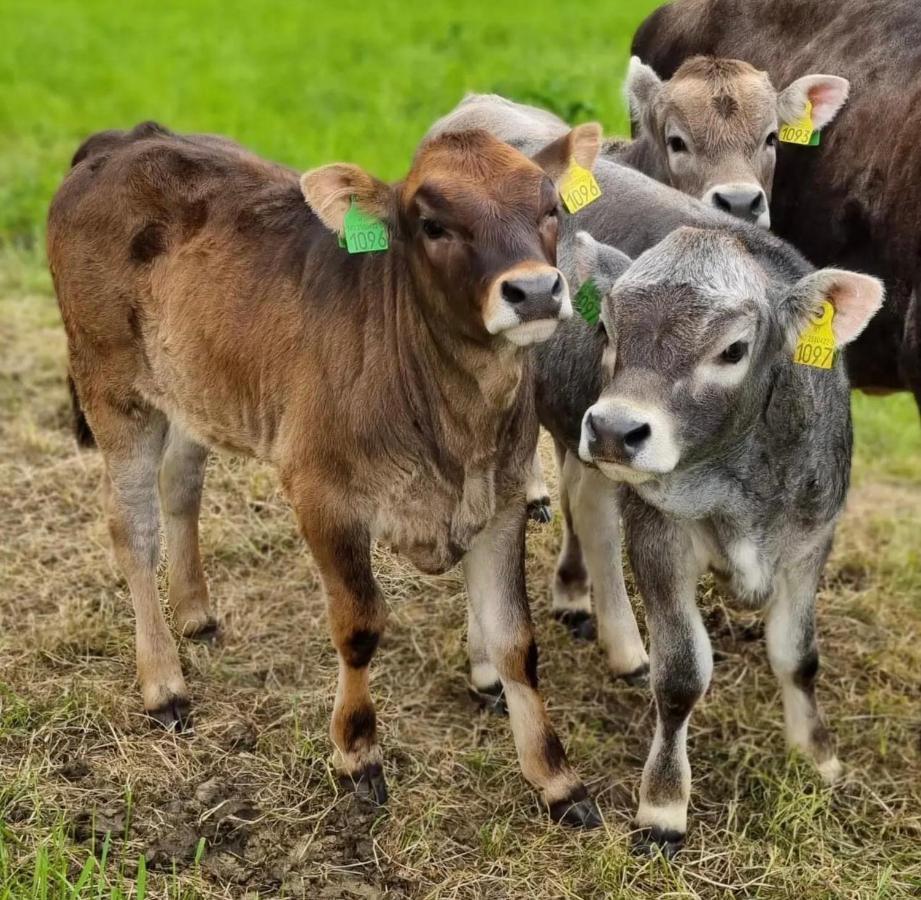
[463,500,600,827]
[625,498,710,857]
[563,452,648,679]
[294,499,388,805]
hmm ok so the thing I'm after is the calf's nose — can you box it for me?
[708,185,768,225]
[501,270,566,319]
[586,410,651,461]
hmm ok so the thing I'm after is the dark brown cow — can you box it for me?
[48,120,604,826]
[633,0,921,410]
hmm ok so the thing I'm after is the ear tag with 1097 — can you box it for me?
[560,159,602,213]
[780,99,820,147]
[794,299,837,369]
[339,198,388,254]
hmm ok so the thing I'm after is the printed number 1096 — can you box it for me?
[563,179,600,210]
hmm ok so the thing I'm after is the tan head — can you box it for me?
[301,124,602,346]
[627,55,849,227]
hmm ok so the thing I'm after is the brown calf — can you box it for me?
[49,120,603,826]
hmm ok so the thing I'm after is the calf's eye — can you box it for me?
[719,340,749,364]
[666,135,688,153]
[421,218,447,240]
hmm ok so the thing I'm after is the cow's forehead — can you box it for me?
[611,228,770,339]
[662,61,777,142]
[404,130,544,201]
[617,228,769,303]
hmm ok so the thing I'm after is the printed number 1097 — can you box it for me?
[795,341,837,368]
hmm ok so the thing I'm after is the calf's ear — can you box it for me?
[301,164,394,233]
[625,56,663,124]
[569,231,633,295]
[777,75,850,131]
[785,268,884,348]
[531,122,603,183]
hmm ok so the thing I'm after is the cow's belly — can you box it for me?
[371,466,498,575]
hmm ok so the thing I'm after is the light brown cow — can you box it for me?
[49,120,603,826]
[619,55,849,227]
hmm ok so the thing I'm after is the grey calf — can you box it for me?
[431,95,883,851]
[553,227,881,853]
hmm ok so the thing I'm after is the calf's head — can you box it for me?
[301,126,603,346]
[627,55,849,227]
[574,228,883,484]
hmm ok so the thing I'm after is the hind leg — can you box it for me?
[94,400,190,728]
[767,541,841,783]
[158,425,216,640]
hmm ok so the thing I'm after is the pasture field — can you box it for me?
[1,1,920,897]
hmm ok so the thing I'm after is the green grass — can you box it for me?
[2,1,921,898]
[0,0,658,243]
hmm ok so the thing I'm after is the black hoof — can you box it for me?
[633,826,685,859]
[526,498,553,524]
[147,696,192,732]
[552,609,596,642]
[548,787,602,829]
[340,762,388,806]
[185,617,220,644]
[468,681,508,716]
[621,662,650,687]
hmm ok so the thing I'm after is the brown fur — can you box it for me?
[633,0,921,402]
[48,121,601,817]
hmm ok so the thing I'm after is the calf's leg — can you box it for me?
[565,455,648,680]
[158,425,215,640]
[525,446,552,524]
[467,599,507,715]
[550,444,595,640]
[766,548,841,783]
[296,505,388,803]
[626,506,708,856]
[463,501,600,827]
[94,401,190,728]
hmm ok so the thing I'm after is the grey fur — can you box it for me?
[428,94,881,851]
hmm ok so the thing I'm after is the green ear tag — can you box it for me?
[808,130,821,146]
[342,198,388,254]
[573,279,601,326]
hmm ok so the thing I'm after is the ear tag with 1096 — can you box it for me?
[339,197,388,254]
[560,159,602,213]
[794,299,837,369]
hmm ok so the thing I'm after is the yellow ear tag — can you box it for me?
[780,100,817,146]
[559,160,602,213]
[794,299,838,369]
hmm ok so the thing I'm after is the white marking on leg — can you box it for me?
[566,456,647,675]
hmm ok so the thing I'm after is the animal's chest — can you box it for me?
[687,522,774,607]
[371,463,497,574]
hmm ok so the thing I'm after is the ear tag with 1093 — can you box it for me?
[780,100,821,147]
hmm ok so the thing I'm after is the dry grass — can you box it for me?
[2,256,921,898]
